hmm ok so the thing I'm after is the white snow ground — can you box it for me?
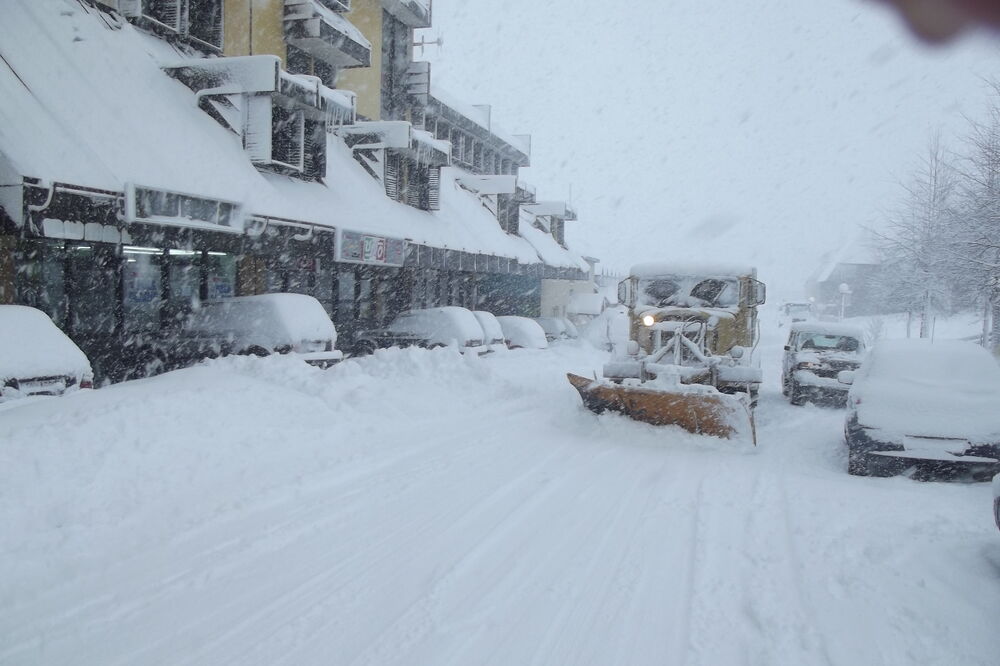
[2,321,999,665]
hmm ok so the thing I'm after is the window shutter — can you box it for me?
[427,167,440,211]
[405,164,422,209]
[384,153,400,200]
[244,94,273,164]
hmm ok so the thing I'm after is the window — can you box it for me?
[272,105,306,172]
[121,0,223,52]
[132,187,237,227]
[187,0,224,50]
[122,249,163,333]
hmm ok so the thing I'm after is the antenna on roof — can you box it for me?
[414,32,444,57]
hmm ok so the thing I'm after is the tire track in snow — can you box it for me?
[174,430,594,665]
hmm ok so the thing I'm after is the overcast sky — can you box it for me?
[417,0,1000,297]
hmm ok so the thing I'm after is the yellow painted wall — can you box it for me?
[335,0,383,120]
[223,0,286,63]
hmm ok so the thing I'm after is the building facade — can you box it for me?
[0,0,592,382]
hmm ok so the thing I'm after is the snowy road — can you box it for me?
[2,334,999,665]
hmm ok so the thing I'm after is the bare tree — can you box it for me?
[954,80,1000,349]
[874,134,961,337]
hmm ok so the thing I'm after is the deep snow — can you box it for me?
[1,322,998,665]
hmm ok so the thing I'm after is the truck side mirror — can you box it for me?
[752,279,766,305]
[617,279,633,308]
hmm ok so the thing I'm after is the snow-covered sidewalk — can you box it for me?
[1,340,998,665]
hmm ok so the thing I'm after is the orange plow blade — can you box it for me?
[567,373,756,444]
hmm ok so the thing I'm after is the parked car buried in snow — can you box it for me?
[170,293,343,368]
[842,339,1000,478]
[534,316,576,341]
[496,316,549,350]
[352,307,488,356]
[782,322,865,406]
[0,305,93,402]
[779,301,816,326]
[472,310,507,352]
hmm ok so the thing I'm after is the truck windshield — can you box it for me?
[637,275,739,308]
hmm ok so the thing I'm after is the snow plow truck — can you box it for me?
[568,263,766,443]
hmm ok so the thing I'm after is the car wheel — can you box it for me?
[352,341,376,357]
[847,449,905,477]
[781,375,790,397]
[789,381,805,406]
[243,345,270,357]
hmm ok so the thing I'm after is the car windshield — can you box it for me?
[637,275,739,308]
[797,334,860,352]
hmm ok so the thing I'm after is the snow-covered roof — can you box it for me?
[629,262,756,279]
[518,211,590,271]
[428,84,530,158]
[0,0,569,266]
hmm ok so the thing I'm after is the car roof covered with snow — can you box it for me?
[0,305,92,381]
[472,311,504,344]
[390,307,485,345]
[851,339,1000,440]
[497,316,548,349]
[184,294,336,347]
[789,321,865,339]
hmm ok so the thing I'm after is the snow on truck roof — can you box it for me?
[789,321,865,338]
[629,262,756,278]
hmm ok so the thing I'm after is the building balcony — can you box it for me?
[382,0,431,29]
[285,0,372,69]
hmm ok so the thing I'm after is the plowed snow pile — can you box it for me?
[1,340,998,665]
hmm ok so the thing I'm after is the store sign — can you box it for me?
[339,230,405,266]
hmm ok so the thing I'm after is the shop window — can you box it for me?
[205,253,236,300]
[67,245,118,336]
[336,268,356,323]
[166,250,200,327]
[122,248,163,333]
[15,239,67,328]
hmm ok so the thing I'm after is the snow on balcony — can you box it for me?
[383,0,431,29]
[456,175,517,196]
[284,0,372,69]
[339,121,450,166]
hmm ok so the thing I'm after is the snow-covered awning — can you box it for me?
[456,175,516,196]
[284,0,372,69]
[523,201,577,220]
[338,121,450,166]
[0,0,563,268]
[519,211,590,272]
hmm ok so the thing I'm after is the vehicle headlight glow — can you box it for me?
[642,315,655,327]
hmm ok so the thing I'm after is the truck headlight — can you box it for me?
[642,315,655,327]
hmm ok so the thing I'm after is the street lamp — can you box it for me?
[838,282,852,320]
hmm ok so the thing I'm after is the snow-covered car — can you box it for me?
[561,317,580,339]
[782,322,865,406]
[172,294,343,368]
[779,301,816,326]
[497,316,549,350]
[534,316,570,341]
[472,311,507,352]
[0,305,93,402]
[842,339,1000,478]
[353,307,488,356]
[993,473,1000,532]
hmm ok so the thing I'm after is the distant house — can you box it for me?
[805,231,882,317]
